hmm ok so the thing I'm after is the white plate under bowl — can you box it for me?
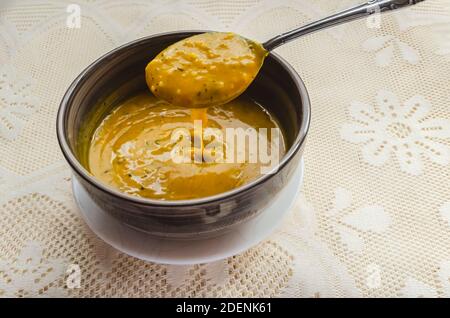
[73,159,304,265]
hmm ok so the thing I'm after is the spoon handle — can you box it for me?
[262,0,425,51]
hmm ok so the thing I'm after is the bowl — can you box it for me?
[56,31,310,239]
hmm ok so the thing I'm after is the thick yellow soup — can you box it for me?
[88,93,284,200]
[145,32,267,108]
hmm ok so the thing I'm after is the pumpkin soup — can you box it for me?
[88,92,284,200]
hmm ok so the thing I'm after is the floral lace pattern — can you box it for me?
[362,5,449,66]
[0,0,450,298]
[0,242,66,297]
[341,90,450,175]
[326,188,391,254]
[0,64,38,141]
[362,35,420,66]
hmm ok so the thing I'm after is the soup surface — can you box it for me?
[145,32,267,108]
[88,92,285,200]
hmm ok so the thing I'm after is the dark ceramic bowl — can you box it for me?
[57,31,310,239]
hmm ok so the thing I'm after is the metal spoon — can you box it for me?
[263,0,424,50]
[146,0,425,108]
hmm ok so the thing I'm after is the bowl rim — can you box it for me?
[56,30,311,207]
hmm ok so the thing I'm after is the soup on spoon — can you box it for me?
[145,32,267,108]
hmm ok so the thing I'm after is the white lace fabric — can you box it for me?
[0,0,450,298]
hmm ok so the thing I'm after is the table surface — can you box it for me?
[0,0,449,298]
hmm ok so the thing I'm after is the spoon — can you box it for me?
[146,0,424,109]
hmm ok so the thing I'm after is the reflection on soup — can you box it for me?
[88,92,285,200]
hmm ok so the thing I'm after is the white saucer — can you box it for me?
[73,159,304,265]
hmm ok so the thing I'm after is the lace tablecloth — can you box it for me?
[1,0,450,298]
